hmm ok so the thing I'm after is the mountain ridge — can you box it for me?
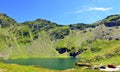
[0,13,120,64]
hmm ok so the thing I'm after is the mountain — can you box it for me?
[0,13,16,28]
[0,13,120,65]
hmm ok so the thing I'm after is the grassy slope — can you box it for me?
[0,13,119,60]
[0,27,59,59]
[0,62,59,72]
[55,25,120,66]
[0,62,102,72]
[77,25,120,65]
[0,13,120,71]
[79,40,120,65]
[25,31,58,58]
[55,28,94,49]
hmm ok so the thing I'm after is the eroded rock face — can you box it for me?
[56,48,70,54]
[56,47,87,57]
[104,22,120,27]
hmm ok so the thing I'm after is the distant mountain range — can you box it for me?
[0,13,120,63]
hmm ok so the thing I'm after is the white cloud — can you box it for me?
[88,7,112,11]
[66,9,87,14]
[72,10,85,13]
[67,7,112,14]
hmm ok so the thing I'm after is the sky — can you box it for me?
[0,0,120,25]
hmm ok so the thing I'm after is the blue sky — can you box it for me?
[0,0,120,25]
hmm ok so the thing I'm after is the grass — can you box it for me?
[55,28,94,49]
[105,15,120,22]
[0,62,59,72]
[0,13,120,72]
[92,54,120,65]
[78,39,120,70]
[0,62,103,72]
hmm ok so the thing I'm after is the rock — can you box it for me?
[92,66,99,70]
[107,65,116,68]
[100,67,120,71]
[75,63,91,67]
[99,65,106,69]
[99,65,120,71]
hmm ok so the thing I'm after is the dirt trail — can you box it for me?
[0,69,7,72]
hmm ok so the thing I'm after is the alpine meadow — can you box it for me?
[0,13,120,72]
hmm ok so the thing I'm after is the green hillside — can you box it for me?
[0,13,120,66]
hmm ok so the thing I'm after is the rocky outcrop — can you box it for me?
[104,21,120,27]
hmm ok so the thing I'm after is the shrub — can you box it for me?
[91,47,101,53]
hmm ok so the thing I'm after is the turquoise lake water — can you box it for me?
[0,58,80,70]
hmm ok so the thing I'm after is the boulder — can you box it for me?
[107,65,116,68]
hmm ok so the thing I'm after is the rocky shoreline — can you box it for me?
[75,62,120,71]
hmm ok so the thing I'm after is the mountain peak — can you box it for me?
[104,14,120,22]
[0,13,16,28]
[0,13,7,16]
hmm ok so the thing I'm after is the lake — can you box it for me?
[0,58,80,70]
